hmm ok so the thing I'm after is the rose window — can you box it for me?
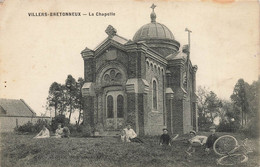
[103,69,122,82]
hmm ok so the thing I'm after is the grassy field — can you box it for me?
[0,132,259,167]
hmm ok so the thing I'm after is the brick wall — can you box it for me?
[84,58,95,82]
[145,58,166,135]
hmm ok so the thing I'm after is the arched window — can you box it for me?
[117,95,124,118]
[153,80,157,110]
[146,61,149,69]
[107,95,113,118]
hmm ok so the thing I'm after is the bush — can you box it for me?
[217,120,240,132]
[240,118,259,138]
[50,115,87,136]
[15,121,34,133]
[15,119,50,133]
[34,119,50,132]
[81,125,93,137]
[94,123,104,133]
[198,117,212,131]
[50,115,69,132]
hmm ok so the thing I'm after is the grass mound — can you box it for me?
[0,132,259,167]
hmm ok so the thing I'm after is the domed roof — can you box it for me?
[133,4,175,42]
[133,22,175,41]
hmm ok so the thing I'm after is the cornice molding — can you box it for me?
[126,42,168,66]
[81,49,94,59]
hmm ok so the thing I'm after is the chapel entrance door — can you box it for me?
[106,91,125,130]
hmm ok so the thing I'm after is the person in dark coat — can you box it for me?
[62,126,70,138]
[205,125,218,152]
[159,128,171,146]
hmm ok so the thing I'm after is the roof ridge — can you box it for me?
[20,99,36,116]
[114,34,129,41]
[0,98,36,117]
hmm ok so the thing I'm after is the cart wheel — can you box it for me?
[213,135,238,156]
[217,154,248,166]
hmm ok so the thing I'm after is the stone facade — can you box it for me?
[81,8,198,135]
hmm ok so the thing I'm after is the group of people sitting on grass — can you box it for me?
[120,123,218,155]
[34,122,217,155]
[33,123,70,139]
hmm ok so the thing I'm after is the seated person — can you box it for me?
[186,130,207,156]
[121,124,143,143]
[55,124,64,138]
[205,125,218,153]
[120,129,126,142]
[159,128,171,146]
[34,125,50,139]
[62,126,70,138]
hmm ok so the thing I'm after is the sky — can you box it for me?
[0,0,259,121]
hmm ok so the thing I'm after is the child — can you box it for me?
[159,128,171,146]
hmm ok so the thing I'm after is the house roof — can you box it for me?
[0,99,36,117]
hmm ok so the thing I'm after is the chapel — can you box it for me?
[81,5,198,135]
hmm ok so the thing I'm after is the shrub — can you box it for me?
[217,120,240,132]
[34,119,50,132]
[15,119,50,133]
[15,121,34,133]
[81,125,93,137]
[95,123,104,133]
[50,115,69,132]
[198,117,212,131]
[240,118,259,138]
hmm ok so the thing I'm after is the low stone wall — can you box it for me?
[0,116,51,132]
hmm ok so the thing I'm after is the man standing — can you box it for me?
[205,125,218,153]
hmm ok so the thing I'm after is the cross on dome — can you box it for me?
[150,4,157,23]
[151,3,156,12]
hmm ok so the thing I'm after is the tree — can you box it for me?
[76,77,84,125]
[217,100,240,132]
[239,77,260,137]
[219,100,236,122]
[206,91,222,121]
[65,75,78,123]
[230,79,250,127]
[46,82,63,117]
[197,86,222,130]
[46,75,85,124]
[246,78,259,118]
